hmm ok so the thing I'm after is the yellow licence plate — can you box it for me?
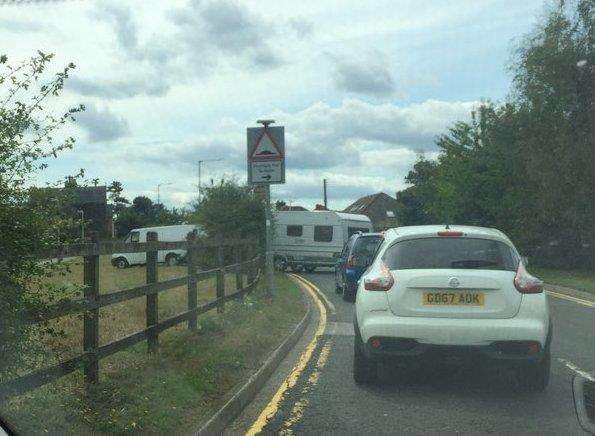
[422,292,484,306]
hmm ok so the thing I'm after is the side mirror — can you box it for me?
[521,256,529,266]
[573,374,595,434]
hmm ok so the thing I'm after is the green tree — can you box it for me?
[191,179,266,239]
[0,52,83,374]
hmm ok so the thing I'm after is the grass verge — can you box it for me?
[1,272,306,435]
[531,267,595,295]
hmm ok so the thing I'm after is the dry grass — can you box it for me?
[1,273,306,435]
[29,256,240,366]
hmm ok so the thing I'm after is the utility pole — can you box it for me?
[157,182,172,205]
[197,158,222,200]
[257,119,275,298]
[323,178,328,209]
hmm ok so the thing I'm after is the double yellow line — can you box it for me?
[547,290,595,308]
[245,274,327,436]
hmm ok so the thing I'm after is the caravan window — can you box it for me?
[286,225,303,237]
[314,226,333,242]
[128,231,140,243]
[348,227,369,237]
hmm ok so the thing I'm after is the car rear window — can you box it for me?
[382,237,517,271]
[352,236,383,257]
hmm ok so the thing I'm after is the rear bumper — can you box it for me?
[363,333,552,362]
[357,294,551,361]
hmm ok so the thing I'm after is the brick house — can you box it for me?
[343,192,400,231]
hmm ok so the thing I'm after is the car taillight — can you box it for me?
[364,261,394,291]
[347,255,356,267]
[514,263,543,294]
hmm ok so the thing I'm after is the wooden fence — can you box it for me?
[0,232,261,402]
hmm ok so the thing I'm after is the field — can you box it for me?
[0,257,307,435]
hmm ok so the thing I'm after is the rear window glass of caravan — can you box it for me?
[286,225,303,237]
[348,227,369,237]
[314,226,333,242]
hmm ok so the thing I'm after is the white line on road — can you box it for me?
[557,358,595,381]
[546,291,595,308]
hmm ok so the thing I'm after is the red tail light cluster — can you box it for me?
[347,255,356,268]
[514,263,543,294]
[364,261,394,291]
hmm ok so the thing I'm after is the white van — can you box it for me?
[111,224,203,268]
[273,211,373,272]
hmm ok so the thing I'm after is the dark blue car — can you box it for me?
[334,232,384,302]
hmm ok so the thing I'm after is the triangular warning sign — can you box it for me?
[251,131,282,160]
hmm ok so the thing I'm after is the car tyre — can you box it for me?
[114,257,129,269]
[292,265,304,272]
[274,257,287,272]
[305,266,316,273]
[335,281,343,294]
[353,324,377,384]
[343,285,355,302]
[518,349,550,392]
[165,254,180,267]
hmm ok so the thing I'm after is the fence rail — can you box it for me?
[0,232,261,403]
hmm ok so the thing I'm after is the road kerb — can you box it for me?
[245,274,328,436]
[196,278,313,436]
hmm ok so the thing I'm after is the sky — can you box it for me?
[0,0,548,210]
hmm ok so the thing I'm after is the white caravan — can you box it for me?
[273,211,373,272]
[111,224,203,268]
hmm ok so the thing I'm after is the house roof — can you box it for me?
[343,192,397,214]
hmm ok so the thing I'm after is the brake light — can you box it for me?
[347,255,356,268]
[364,261,394,291]
[437,231,463,237]
[514,263,543,294]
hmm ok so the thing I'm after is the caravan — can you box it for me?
[273,211,373,272]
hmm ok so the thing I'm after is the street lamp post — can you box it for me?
[157,182,173,205]
[197,158,222,200]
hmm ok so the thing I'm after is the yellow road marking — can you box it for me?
[245,274,327,436]
[547,290,595,308]
[293,274,336,315]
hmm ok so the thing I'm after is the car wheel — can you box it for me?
[274,257,287,272]
[353,324,377,384]
[114,257,129,269]
[165,254,180,267]
[305,266,316,273]
[518,349,550,392]
[335,279,343,294]
[292,265,304,272]
[343,285,355,302]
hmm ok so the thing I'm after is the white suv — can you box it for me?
[354,225,551,391]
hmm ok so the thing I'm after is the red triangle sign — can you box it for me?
[251,130,282,160]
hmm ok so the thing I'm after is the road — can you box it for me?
[252,270,595,435]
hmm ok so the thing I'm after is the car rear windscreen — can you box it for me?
[352,236,383,265]
[382,237,517,271]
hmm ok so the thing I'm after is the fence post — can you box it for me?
[216,234,225,313]
[187,231,198,330]
[83,231,100,391]
[146,231,159,352]
[235,245,243,298]
[246,243,253,286]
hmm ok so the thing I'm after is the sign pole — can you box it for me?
[247,119,285,298]
[264,183,273,298]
